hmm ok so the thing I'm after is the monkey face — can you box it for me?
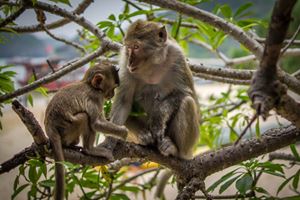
[124,20,168,74]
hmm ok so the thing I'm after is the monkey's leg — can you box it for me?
[125,116,155,145]
[168,96,200,159]
[149,93,182,156]
[65,113,112,160]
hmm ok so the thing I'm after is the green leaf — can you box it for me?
[12,184,29,200]
[97,21,114,29]
[290,144,300,161]
[13,175,20,190]
[28,165,38,184]
[110,193,131,200]
[277,175,293,195]
[108,14,116,21]
[255,117,260,138]
[235,174,253,195]
[119,185,141,193]
[27,94,33,107]
[39,180,55,188]
[219,175,241,194]
[234,3,253,18]
[219,5,232,19]
[255,187,269,195]
[292,170,300,190]
[125,10,149,19]
[35,87,48,96]
[49,0,71,6]
[207,168,240,192]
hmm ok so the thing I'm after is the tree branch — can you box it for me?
[281,24,300,55]
[0,1,122,103]
[138,0,263,58]
[34,9,86,54]
[193,72,251,85]
[248,0,297,119]
[0,46,105,103]
[1,101,299,196]
[0,5,26,28]
[1,0,94,33]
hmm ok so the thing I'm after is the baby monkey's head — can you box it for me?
[83,63,120,99]
[123,20,168,73]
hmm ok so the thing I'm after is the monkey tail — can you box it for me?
[154,169,173,199]
[51,136,65,200]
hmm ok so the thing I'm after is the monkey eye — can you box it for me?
[133,44,139,49]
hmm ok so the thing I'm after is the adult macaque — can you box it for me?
[106,20,200,160]
[44,63,128,200]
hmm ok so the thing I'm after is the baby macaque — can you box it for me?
[44,63,128,200]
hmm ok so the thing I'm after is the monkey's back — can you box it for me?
[44,82,102,134]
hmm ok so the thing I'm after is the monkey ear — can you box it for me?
[91,73,104,89]
[158,26,167,43]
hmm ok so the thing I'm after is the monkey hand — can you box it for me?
[157,136,178,157]
[119,125,129,140]
[138,130,155,146]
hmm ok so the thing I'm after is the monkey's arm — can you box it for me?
[110,79,135,125]
[94,118,128,140]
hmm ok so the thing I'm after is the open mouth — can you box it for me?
[128,57,138,72]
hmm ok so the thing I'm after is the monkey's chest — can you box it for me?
[134,85,169,112]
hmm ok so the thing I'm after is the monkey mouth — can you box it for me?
[128,57,138,72]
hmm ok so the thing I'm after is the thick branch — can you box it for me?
[138,0,263,57]
[1,0,93,33]
[2,101,300,188]
[197,125,300,177]
[275,95,300,127]
[248,0,297,119]
[12,100,47,144]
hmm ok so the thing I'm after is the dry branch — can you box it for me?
[1,0,93,33]
[248,0,300,126]
[1,100,300,199]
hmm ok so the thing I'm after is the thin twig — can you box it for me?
[234,114,258,145]
[122,0,143,10]
[43,25,87,54]
[34,9,86,54]
[202,100,246,122]
[256,37,300,45]
[281,24,300,55]
[2,0,94,33]
[46,59,55,73]
[193,72,251,85]
[194,192,254,199]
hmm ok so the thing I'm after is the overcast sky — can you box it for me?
[15,0,134,39]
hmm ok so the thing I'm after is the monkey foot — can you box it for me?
[138,130,155,145]
[158,137,178,157]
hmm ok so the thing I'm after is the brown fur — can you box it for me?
[107,20,200,159]
[44,64,128,200]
